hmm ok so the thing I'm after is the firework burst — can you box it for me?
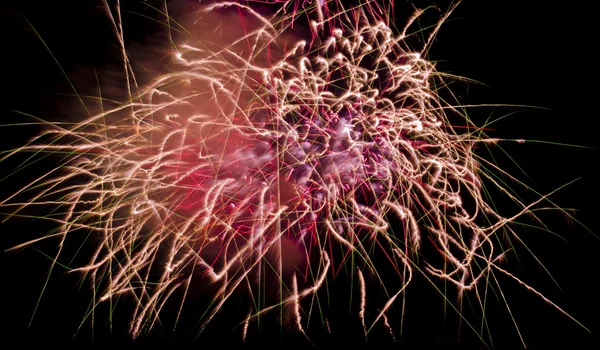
[1,0,590,346]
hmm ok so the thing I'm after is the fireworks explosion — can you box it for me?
[0,0,589,346]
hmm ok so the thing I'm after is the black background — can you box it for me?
[1,1,598,349]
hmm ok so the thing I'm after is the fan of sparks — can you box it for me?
[0,0,580,343]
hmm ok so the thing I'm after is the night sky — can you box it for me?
[1,1,598,349]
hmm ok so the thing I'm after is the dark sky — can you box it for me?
[1,1,598,349]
